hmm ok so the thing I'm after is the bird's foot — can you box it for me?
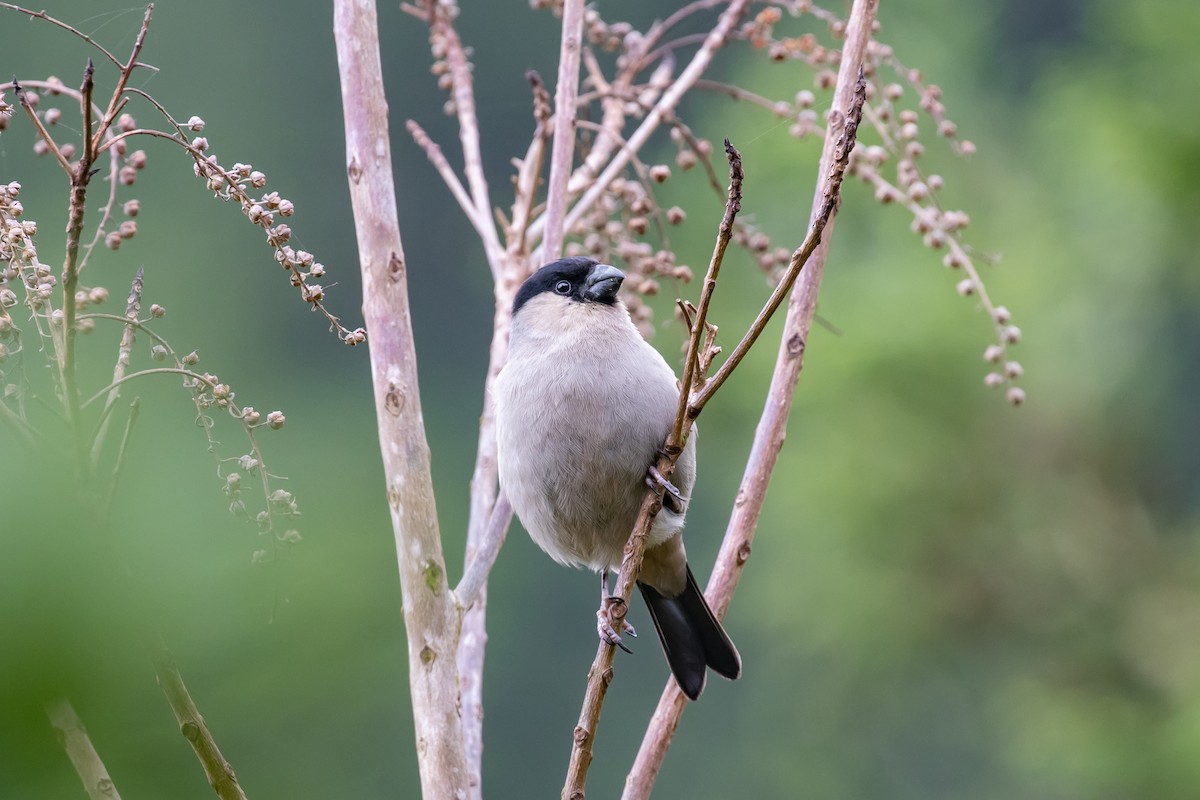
[597,596,637,654]
[646,464,686,514]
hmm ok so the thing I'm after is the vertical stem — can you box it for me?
[334,2,470,797]
[622,3,879,797]
[541,0,586,261]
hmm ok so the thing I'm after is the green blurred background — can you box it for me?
[3,1,1198,797]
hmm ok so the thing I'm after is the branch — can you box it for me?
[541,0,586,261]
[692,68,865,410]
[45,698,123,800]
[406,118,491,240]
[425,1,505,279]
[563,140,747,800]
[0,3,125,67]
[673,139,742,442]
[88,4,153,158]
[154,643,248,800]
[624,3,879,796]
[454,490,513,611]
[455,70,553,800]
[529,0,751,256]
[334,2,470,797]
[90,267,143,465]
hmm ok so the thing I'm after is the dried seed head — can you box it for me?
[667,206,685,225]
[1004,361,1023,378]
[187,115,206,132]
[105,231,122,250]
[267,410,286,430]
[991,305,1011,324]
[984,372,1003,388]
[123,199,140,217]
[795,89,815,108]
[984,345,1003,363]
[150,303,166,318]
[118,220,137,239]
[956,278,975,296]
[649,164,671,183]
[1003,325,1021,344]
[89,287,109,304]
[183,350,200,365]
[675,150,697,171]
[151,344,167,362]
[1006,387,1026,406]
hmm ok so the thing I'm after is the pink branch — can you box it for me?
[623,1,880,796]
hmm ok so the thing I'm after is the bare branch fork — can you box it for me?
[625,3,880,796]
[562,68,868,798]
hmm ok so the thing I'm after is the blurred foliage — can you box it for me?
[1,0,1198,798]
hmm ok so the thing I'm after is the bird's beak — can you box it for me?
[583,264,625,303]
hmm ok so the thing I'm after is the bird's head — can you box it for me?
[512,257,625,319]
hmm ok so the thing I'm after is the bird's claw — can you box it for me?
[597,596,636,654]
[646,465,685,514]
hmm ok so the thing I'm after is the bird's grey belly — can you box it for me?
[497,361,677,571]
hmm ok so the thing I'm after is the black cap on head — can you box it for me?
[512,257,625,315]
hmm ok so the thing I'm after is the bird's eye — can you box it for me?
[554,280,571,295]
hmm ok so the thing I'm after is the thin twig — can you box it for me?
[0,394,37,446]
[153,642,248,800]
[691,69,865,411]
[425,1,505,279]
[672,139,742,439]
[541,0,586,261]
[562,141,746,800]
[14,80,72,173]
[80,367,215,409]
[0,3,124,67]
[406,119,490,238]
[623,3,879,796]
[89,4,153,158]
[108,398,140,505]
[45,697,123,800]
[454,491,513,610]
[7,79,119,274]
[454,70,554,799]
[91,267,143,466]
[81,58,95,166]
[532,0,751,257]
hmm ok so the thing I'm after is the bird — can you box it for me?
[494,256,740,700]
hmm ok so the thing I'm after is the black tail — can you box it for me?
[638,566,741,701]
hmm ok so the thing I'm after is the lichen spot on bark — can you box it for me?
[423,560,443,595]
